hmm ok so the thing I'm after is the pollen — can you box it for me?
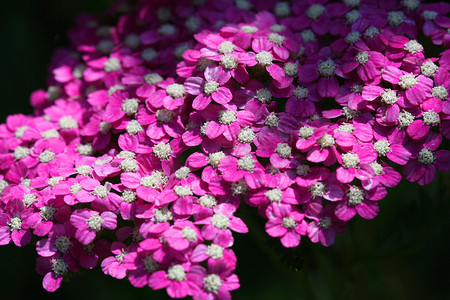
[309,182,327,198]
[404,39,423,54]
[381,89,398,105]
[344,0,360,7]
[166,83,186,99]
[141,48,158,61]
[342,152,360,168]
[153,142,173,160]
[39,150,56,163]
[318,133,335,148]
[346,10,362,23]
[124,34,141,49]
[255,51,273,66]
[99,121,111,134]
[198,194,217,207]
[158,24,177,36]
[121,98,139,116]
[142,255,159,273]
[265,187,283,203]
[119,158,139,172]
[265,113,280,128]
[181,227,197,242]
[126,120,144,135]
[208,151,226,168]
[77,143,94,156]
[237,154,255,172]
[397,110,415,128]
[220,54,238,70]
[218,110,237,125]
[282,217,298,229]
[422,10,438,21]
[15,126,28,138]
[87,214,104,231]
[174,44,190,59]
[374,139,392,156]
[75,165,92,176]
[256,88,272,103]
[298,126,315,139]
[175,166,191,179]
[403,0,420,11]
[108,84,125,96]
[235,0,251,11]
[345,31,362,44]
[238,127,256,144]
[422,110,440,126]
[174,185,193,198]
[275,143,292,158]
[155,109,175,124]
[145,73,163,85]
[364,26,381,38]
[103,57,122,72]
[185,16,201,33]
[293,86,309,99]
[431,85,448,100]
[217,41,236,54]
[370,161,384,175]
[58,116,78,129]
[203,80,220,95]
[296,164,311,176]
[211,213,230,230]
[206,244,224,259]
[307,4,326,21]
[121,189,137,203]
[241,25,258,34]
[268,33,286,46]
[398,73,417,89]
[270,24,286,33]
[23,193,37,207]
[203,274,223,294]
[355,51,370,65]
[117,150,135,159]
[347,186,365,205]
[283,63,298,77]
[301,29,316,43]
[70,183,83,195]
[418,148,435,165]
[317,59,337,78]
[13,146,30,160]
[92,185,109,199]
[8,217,22,231]
[40,205,57,221]
[153,207,173,223]
[231,179,250,195]
[55,235,72,253]
[335,124,355,133]
[0,179,9,193]
[51,258,68,277]
[387,11,406,27]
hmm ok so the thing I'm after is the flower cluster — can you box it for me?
[1,0,449,298]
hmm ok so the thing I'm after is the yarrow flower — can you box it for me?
[1,0,449,298]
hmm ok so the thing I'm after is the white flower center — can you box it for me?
[302,29,316,43]
[121,98,139,116]
[319,217,332,229]
[174,43,190,59]
[275,2,291,17]
[75,165,92,176]
[317,59,337,77]
[370,161,384,175]
[153,142,172,160]
[203,80,220,95]
[397,110,414,128]
[166,83,186,99]
[388,11,406,27]
[346,10,362,23]
[298,126,315,139]
[14,146,29,160]
[355,51,370,65]
[39,150,55,163]
[119,158,138,172]
[0,179,9,192]
[282,217,297,229]
[265,187,283,203]
[181,227,197,242]
[381,89,398,105]
[145,73,163,85]
[431,86,448,100]
[422,10,438,21]
[422,110,440,125]
[307,4,326,21]
[345,31,361,44]
[185,16,201,33]
[175,166,191,179]
[70,183,83,195]
[97,40,114,53]
[55,235,72,253]
[126,120,144,135]
[121,189,136,203]
[230,179,250,195]
[108,84,125,96]
[87,214,104,231]
[206,244,224,259]
[293,86,309,99]
[158,24,176,36]
[218,41,236,54]
[404,40,423,54]
[92,185,109,198]
[265,113,280,128]
[77,144,94,156]
[141,48,158,61]
[142,255,159,273]
[241,25,258,34]
[40,205,57,221]
[140,171,168,189]
[347,186,365,205]
[374,139,392,156]
[98,121,111,134]
[58,116,78,129]
[342,106,360,120]
[167,264,187,282]
[342,152,360,168]
[418,148,435,165]
[283,63,298,77]
[208,151,226,168]
[174,185,193,198]
[399,73,417,89]
[364,26,381,38]
[199,194,217,207]
[344,0,360,7]
[255,51,273,66]
[220,54,238,70]
[335,124,355,133]
[296,164,311,176]
[154,207,173,223]
[124,34,140,49]
[275,143,292,158]
[237,154,255,172]
[23,193,37,207]
[218,110,237,125]
[403,0,420,10]
[15,126,28,138]
[203,274,223,294]
[318,133,335,148]
[51,258,68,276]
[117,150,135,159]
[309,182,327,198]
[235,0,251,10]
[104,57,121,72]
[47,86,61,101]
[268,33,286,46]
[256,88,272,103]
[8,217,22,231]
[211,214,230,230]
[238,127,256,144]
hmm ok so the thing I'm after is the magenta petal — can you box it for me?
[192,94,211,110]
[387,144,410,165]
[336,166,355,183]
[407,120,429,140]
[149,271,171,290]
[335,203,356,221]
[212,87,232,104]
[356,201,379,219]
[318,77,339,98]
[43,273,63,292]
[406,86,426,105]
[280,231,300,248]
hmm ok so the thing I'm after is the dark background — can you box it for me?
[0,1,449,299]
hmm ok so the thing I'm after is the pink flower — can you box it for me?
[70,209,117,245]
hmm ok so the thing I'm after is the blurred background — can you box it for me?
[0,1,449,299]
